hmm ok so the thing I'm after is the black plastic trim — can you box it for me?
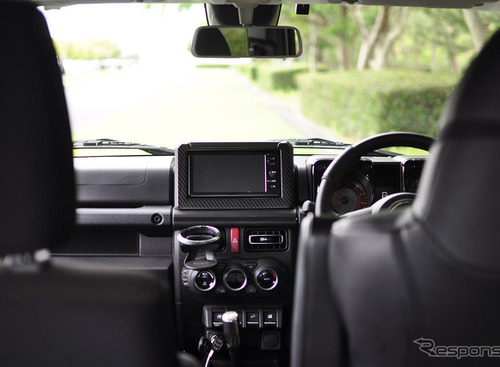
[175,142,294,209]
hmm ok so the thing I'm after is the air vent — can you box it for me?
[244,229,287,252]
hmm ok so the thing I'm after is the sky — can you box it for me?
[39,4,258,145]
[42,4,207,65]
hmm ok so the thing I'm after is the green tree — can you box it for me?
[281,5,358,71]
[282,5,410,71]
[351,5,409,70]
[55,39,122,60]
[394,9,472,73]
[462,9,500,52]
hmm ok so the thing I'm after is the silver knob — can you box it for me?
[222,311,240,351]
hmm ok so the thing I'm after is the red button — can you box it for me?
[230,228,239,253]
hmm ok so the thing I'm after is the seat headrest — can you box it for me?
[0,3,75,256]
[438,29,500,138]
[413,28,500,269]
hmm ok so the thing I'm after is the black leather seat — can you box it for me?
[0,3,196,366]
[291,28,500,367]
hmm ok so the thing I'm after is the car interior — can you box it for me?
[3,0,500,366]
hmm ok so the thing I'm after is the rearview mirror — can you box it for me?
[191,26,302,58]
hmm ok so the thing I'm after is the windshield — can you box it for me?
[42,4,500,152]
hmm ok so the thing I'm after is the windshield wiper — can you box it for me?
[73,138,175,156]
[282,138,352,148]
[282,138,399,157]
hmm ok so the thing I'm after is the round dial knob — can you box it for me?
[223,268,247,292]
[255,269,278,291]
[194,270,216,292]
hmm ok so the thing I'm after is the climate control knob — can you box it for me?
[255,268,278,291]
[194,270,216,292]
[223,267,247,292]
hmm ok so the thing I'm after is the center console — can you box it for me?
[173,142,297,366]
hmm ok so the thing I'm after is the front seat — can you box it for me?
[291,27,500,367]
[0,3,196,367]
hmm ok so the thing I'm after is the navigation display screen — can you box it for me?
[177,142,292,209]
[190,153,271,196]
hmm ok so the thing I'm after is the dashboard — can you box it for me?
[54,142,427,365]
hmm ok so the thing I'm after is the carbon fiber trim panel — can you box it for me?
[175,142,294,209]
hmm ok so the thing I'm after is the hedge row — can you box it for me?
[237,64,459,140]
[237,63,308,92]
[236,64,259,81]
[297,70,458,139]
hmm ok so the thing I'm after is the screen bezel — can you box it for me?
[175,142,294,210]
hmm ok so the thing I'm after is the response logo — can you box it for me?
[414,338,500,359]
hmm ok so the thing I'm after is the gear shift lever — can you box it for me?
[222,311,240,367]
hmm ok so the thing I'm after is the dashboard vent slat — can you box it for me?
[244,229,287,252]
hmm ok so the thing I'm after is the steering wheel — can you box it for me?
[315,132,435,218]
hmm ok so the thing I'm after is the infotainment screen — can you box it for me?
[189,150,281,197]
[190,154,266,195]
[176,142,293,209]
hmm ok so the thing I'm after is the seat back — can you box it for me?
[0,4,182,366]
[0,2,74,256]
[292,28,500,367]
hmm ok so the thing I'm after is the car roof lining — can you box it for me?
[34,0,500,11]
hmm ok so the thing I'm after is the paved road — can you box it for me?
[65,66,183,131]
[65,65,340,147]
[234,71,341,141]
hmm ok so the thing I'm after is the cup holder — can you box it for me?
[178,225,220,247]
[178,225,221,270]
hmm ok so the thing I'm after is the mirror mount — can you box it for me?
[205,4,281,27]
[227,0,271,25]
[236,4,256,26]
